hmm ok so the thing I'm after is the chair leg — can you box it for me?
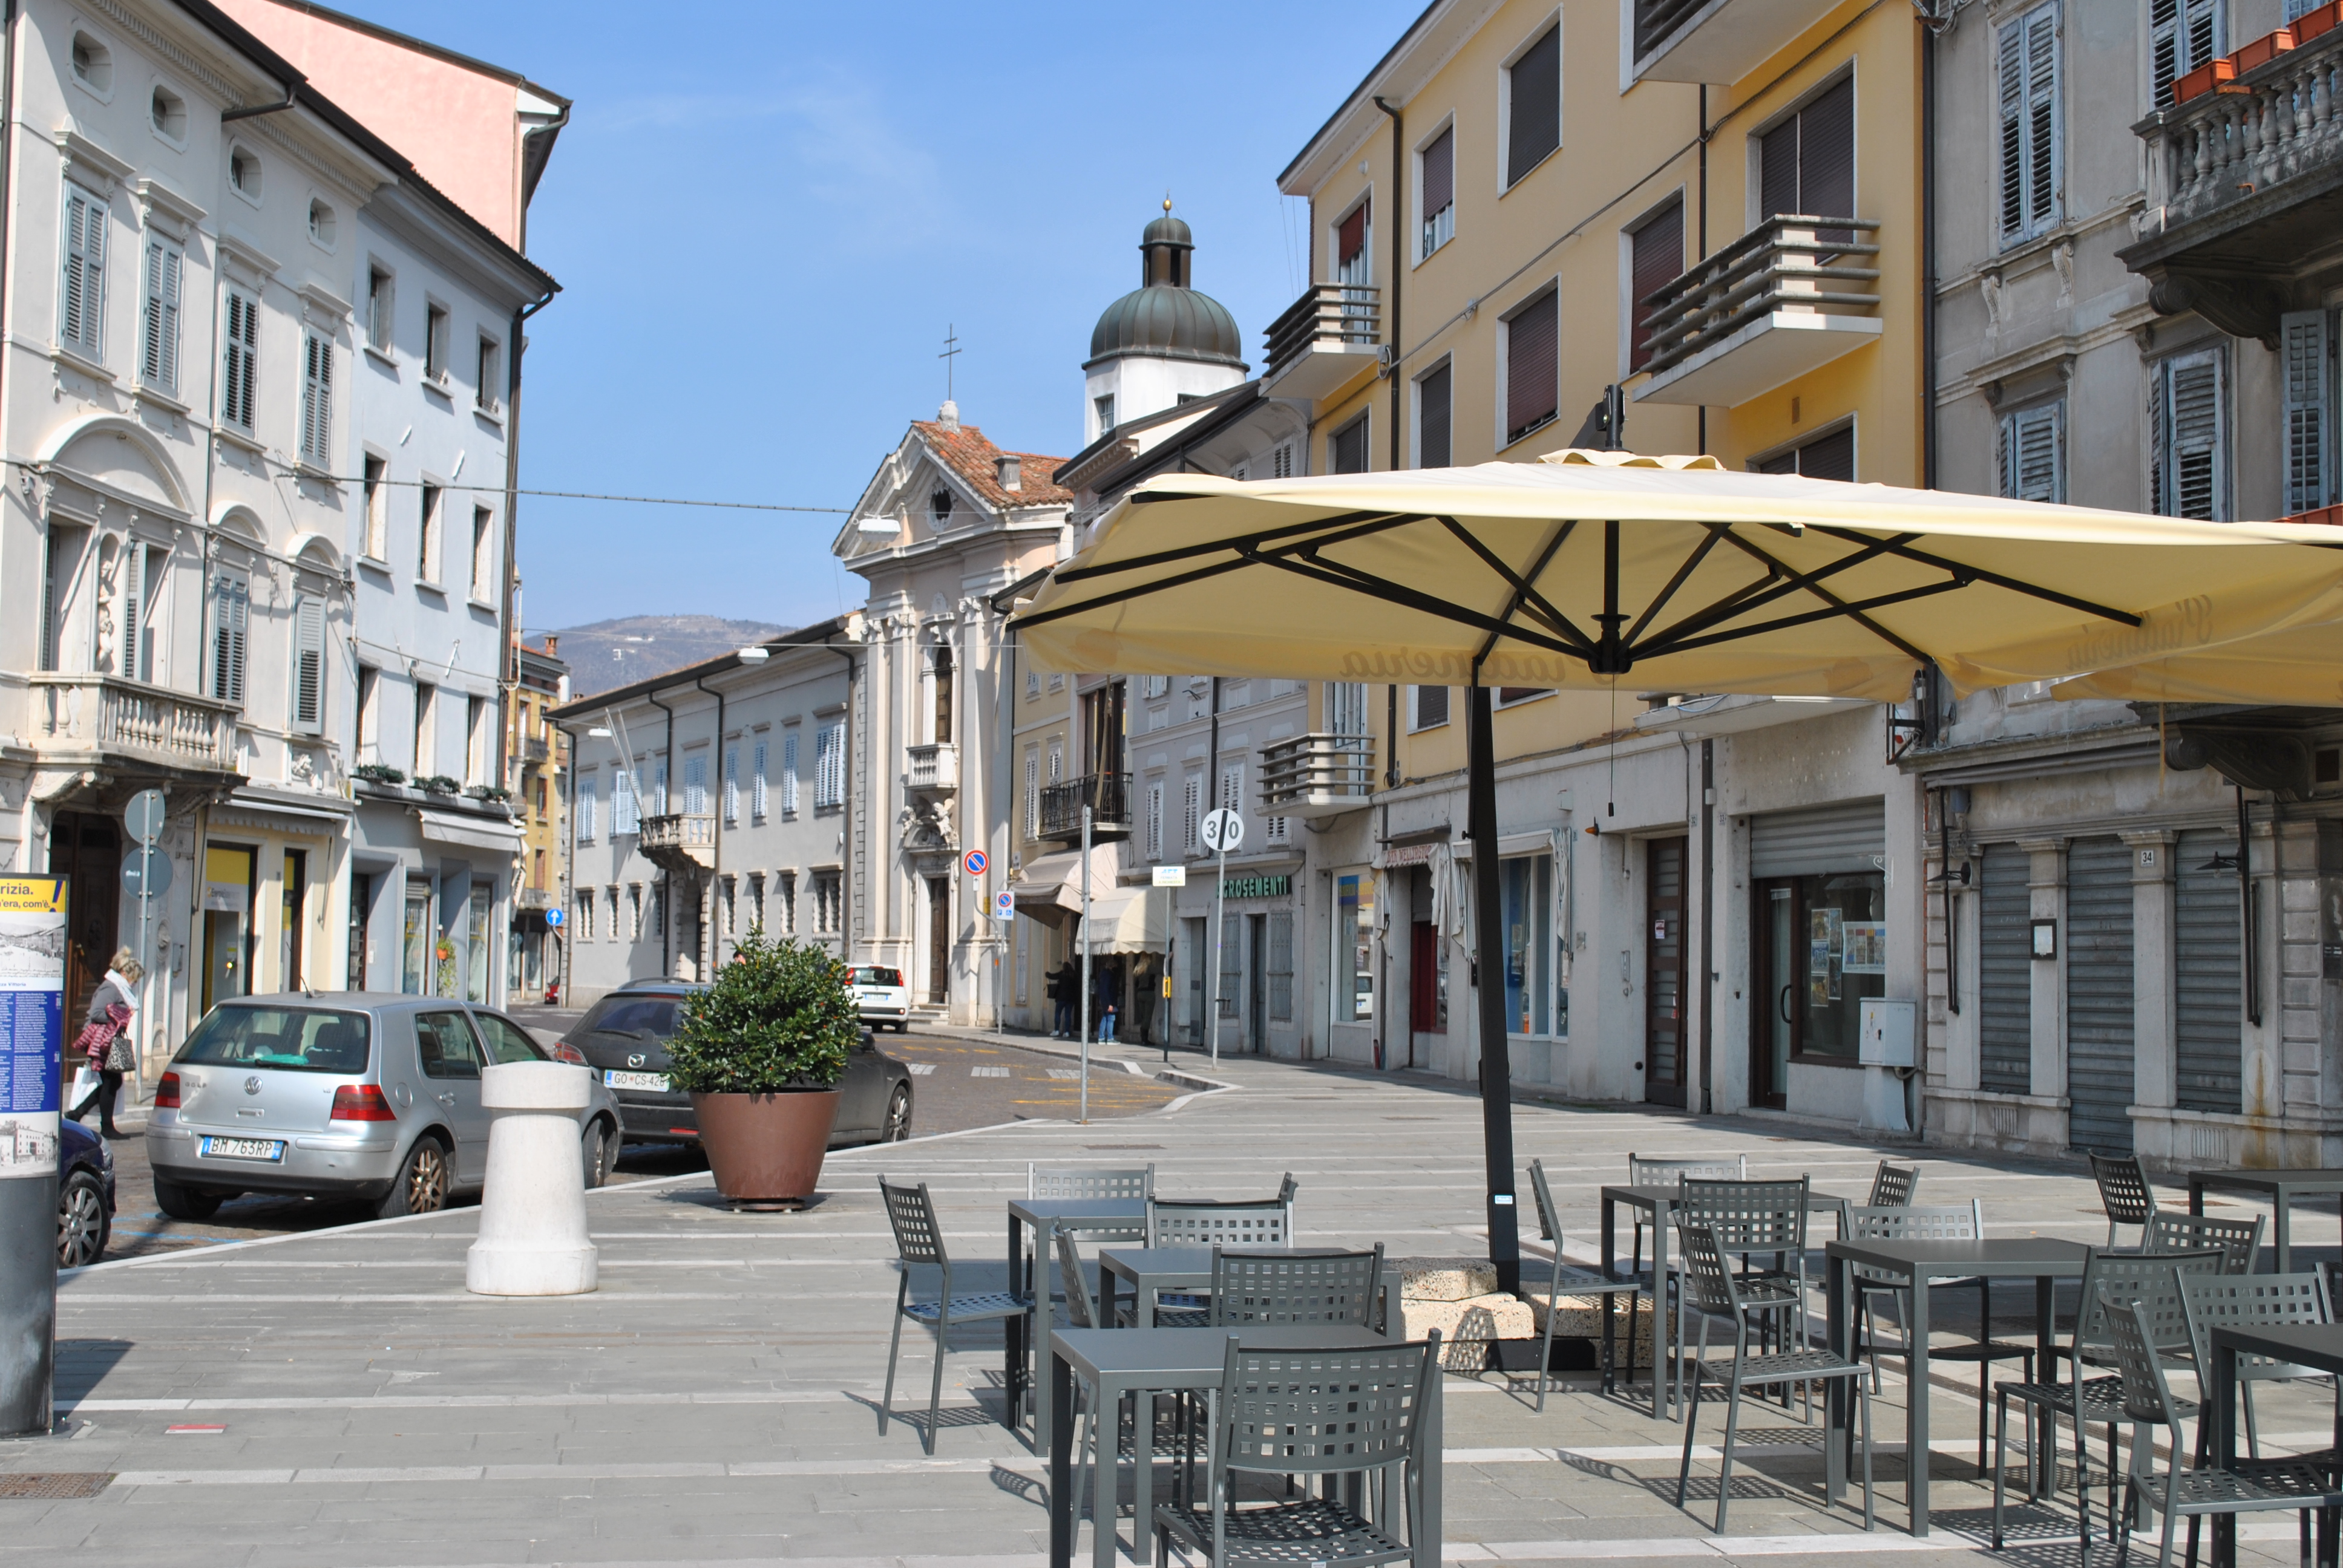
[2244,1381,2263,1460]
[2077,1405,2096,1553]
[1676,1365,1703,1511]
[2160,1468,2183,1568]
[880,1297,906,1436]
[1857,1373,1875,1531]
[925,1310,949,1456]
[1993,1391,2013,1549]
[1716,1375,1744,1535]
[2115,1472,2135,1568]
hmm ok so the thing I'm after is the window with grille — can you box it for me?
[299,332,332,466]
[1504,22,1561,189]
[782,728,800,815]
[2152,348,2225,520]
[814,722,845,807]
[1997,5,2060,245]
[221,287,257,429]
[1146,780,1164,860]
[289,593,324,733]
[628,885,643,939]
[59,183,105,360]
[1183,774,1202,855]
[1999,402,2063,503]
[2282,310,2333,515]
[1420,125,1455,259]
[2152,0,2221,110]
[1628,198,1682,371]
[1268,912,1294,1021]
[748,872,764,934]
[1412,685,1450,730]
[210,567,248,705]
[1417,362,1451,468]
[778,872,798,935]
[578,775,597,841]
[723,745,739,825]
[752,737,768,820]
[684,753,709,815]
[141,237,181,390]
[1504,288,1559,445]
[1024,751,1040,837]
[1273,442,1296,479]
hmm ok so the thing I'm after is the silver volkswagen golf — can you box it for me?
[145,993,624,1221]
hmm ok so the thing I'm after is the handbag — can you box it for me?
[70,1002,131,1071]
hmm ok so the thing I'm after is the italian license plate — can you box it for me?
[604,1070,669,1091]
[198,1135,286,1162]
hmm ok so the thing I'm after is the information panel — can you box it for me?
[0,877,67,1179]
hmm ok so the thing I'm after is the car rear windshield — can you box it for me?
[578,995,684,1038]
[177,1007,372,1074]
[850,967,903,987]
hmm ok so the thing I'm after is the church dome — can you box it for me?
[1086,207,1246,370]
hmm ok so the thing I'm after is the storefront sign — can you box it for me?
[0,877,67,1178]
[1222,874,1291,900]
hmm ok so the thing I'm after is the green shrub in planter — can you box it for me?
[665,928,857,1093]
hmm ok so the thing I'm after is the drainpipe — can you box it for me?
[1696,85,1708,457]
[999,612,1015,1030]
[1920,4,1942,489]
[647,688,673,975]
[1374,96,1404,472]
[832,634,860,963]
[694,670,727,970]
[498,286,559,799]
[1697,738,1714,1116]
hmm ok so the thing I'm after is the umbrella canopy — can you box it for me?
[1014,450,2343,699]
[2054,622,2343,705]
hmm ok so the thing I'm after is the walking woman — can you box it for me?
[68,947,142,1137]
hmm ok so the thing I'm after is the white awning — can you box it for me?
[1013,848,1119,930]
[1078,888,1168,955]
[413,808,523,855]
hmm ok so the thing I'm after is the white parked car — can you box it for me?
[848,965,911,1032]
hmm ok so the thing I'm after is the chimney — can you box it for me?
[937,399,960,433]
[543,634,558,658]
[995,453,1022,492]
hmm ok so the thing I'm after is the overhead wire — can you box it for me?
[323,475,851,514]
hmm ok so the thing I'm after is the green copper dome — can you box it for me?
[1086,209,1246,370]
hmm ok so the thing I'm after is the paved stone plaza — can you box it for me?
[5,1040,2338,1567]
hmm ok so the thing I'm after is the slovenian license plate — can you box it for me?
[603,1070,669,1091]
[198,1135,285,1162]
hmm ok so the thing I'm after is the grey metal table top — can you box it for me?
[1603,1182,1854,1210]
[1049,1324,1411,1382]
[1824,1235,2090,1277]
[1007,1196,1148,1229]
[2210,1320,2343,1371]
[2190,1168,2343,1195]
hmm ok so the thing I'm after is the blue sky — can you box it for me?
[324,1,1427,635]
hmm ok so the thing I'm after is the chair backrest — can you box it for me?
[1054,1224,1096,1330]
[879,1177,948,1268]
[1214,1333,1436,1482]
[1029,1164,1154,1202]
[1211,1245,1384,1328]
[2178,1269,2332,1380]
[2091,1153,2157,1229]
[2071,1246,2226,1372]
[1529,1158,1561,1243]
[1868,1161,1920,1207]
[2145,1209,2266,1275]
[1843,1200,1979,1281]
[1675,1222,1748,1327]
[1677,1176,1810,1255]
[1630,1153,1747,1187]
[2108,1297,2186,1430]
[1149,1194,1291,1249]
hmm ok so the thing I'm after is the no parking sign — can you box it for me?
[963,848,986,877]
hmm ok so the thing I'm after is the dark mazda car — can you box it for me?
[563,979,913,1148]
[57,1117,114,1269]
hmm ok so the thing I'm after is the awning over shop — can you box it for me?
[1013,849,1165,949]
[1080,887,1168,954]
[413,808,523,856]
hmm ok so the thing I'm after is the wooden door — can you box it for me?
[49,811,120,1037]
[1645,836,1687,1106]
[926,877,949,1005]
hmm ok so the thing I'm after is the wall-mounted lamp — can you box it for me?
[737,647,770,661]
[2030,918,2058,960]
[587,727,612,739]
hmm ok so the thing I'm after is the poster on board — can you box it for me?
[0,877,67,1178]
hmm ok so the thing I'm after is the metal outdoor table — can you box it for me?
[2204,1321,2343,1568]
[1046,1325,1440,1568]
[1096,1245,1405,1335]
[1599,1182,1856,1419]
[1007,1197,1148,1446]
[2191,1169,2343,1274]
[1823,1235,2088,1536]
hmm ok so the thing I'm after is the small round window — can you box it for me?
[70,32,111,92]
[151,85,186,141]
[229,146,260,198]
[929,487,952,524]
[307,198,336,246]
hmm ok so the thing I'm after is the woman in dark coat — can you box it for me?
[69,946,142,1137]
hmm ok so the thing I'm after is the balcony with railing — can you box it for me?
[1629,0,1843,85]
[517,884,553,910]
[1258,733,1376,819]
[1631,214,1882,408]
[907,742,958,794]
[2124,19,2343,341]
[1262,283,1383,401]
[522,735,551,766]
[638,812,715,878]
[26,673,239,774]
[1038,773,1130,844]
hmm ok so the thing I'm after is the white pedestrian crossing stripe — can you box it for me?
[970,1066,1010,1078]
[1046,1069,1081,1080]
[907,1063,936,1076]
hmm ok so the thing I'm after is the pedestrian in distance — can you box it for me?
[68,947,142,1137]
[1099,995,1118,1045]
[1049,961,1076,1039]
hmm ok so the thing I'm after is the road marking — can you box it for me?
[1045,1069,1082,1080]
[971,1067,1010,1077]
[60,1292,893,1304]
[909,1063,936,1075]
[68,1388,986,1413]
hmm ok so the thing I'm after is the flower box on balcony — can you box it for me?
[2174,57,2236,102]
[2232,27,2295,73]
[2298,2,2343,42]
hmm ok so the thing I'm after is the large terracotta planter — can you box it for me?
[691,1089,841,1208]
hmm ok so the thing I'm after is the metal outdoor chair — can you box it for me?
[1674,1220,1875,1535]
[2178,1270,2332,1462]
[1053,1223,1107,1512]
[1136,1177,1299,1325]
[1868,1161,1921,1207]
[1627,1152,1748,1281]
[1210,1244,1385,1328]
[1991,1246,2227,1552]
[2094,1154,2160,1249]
[1152,1334,1440,1568]
[878,1177,1028,1454]
[2106,1298,2343,1568]
[1843,1200,2037,1471]
[2146,1210,2267,1278]
[1031,1163,1155,1201]
[1676,1177,1812,1368]
[1530,1157,1642,1411]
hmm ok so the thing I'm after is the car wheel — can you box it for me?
[894,1021,909,1034]
[151,1175,221,1221]
[582,1120,614,1189]
[57,1171,109,1267]
[377,1138,451,1219]
[883,1085,912,1143]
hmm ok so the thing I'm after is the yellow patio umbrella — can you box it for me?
[2053,621,2343,705]
[1009,449,2343,1288]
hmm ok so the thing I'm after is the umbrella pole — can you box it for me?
[1467,680,1521,1292]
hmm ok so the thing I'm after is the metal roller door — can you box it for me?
[1978,843,2032,1096]
[2066,836,2135,1154]
[1750,799,1886,880]
[2175,828,2243,1114]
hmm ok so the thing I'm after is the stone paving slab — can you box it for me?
[5,1044,2335,1566]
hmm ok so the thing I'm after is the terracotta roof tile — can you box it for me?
[912,420,1072,509]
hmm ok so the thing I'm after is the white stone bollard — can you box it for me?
[467,1060,598,1296]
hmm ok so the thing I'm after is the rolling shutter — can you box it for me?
[1421,126,1454,222]
[1749,799,1885,880]
[1418,363,1452,468]
[2175,827,2243,1113]
[1630,200,1683,371]
[1505,290,1559,445]
[2065,835,2135,1154]
[1506,25,1560,186]
[1978,842,2033,1095]
[2282,310,2331,515]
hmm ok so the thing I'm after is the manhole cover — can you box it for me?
[0,1472,112,1499]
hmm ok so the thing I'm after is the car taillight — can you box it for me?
[548,1041,587,1066]
[330,1084,397,1122]
[154,1072,180,1109]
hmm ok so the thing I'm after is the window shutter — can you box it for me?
[61,187,105,358]
[723,746,739,824]
[1337,203,1368,273]
[2000,404,2062,503]
[1801,77,1855,221]
[2156,350,2224,520]
[121,544,143,683]
[1183,774,1201,854]
[223,291,257,428]
[783,730,800,812]
[142,241,164,382]
[1147,782,1164,860]
[2152,0,2221,108]
[1024,752,1038,836]
[212,570,247,705]
[2283,310,2331,515]
[752,739,768,818]
[1221,763,1244,822]
[300,334,333,464]
[1758,115,1800,219]
[579,777,596,840]
[1998,16,2029,238]
[1418,364,1452,468]
[1505,289,1559,443]
[1506,24,1561,186]
[1415,685,1450,728]
[1421,125,1454,223]
[2025,9,2059,236]
[1630,200,1683,371]
[291,592,324,731]
[684,754,707,815]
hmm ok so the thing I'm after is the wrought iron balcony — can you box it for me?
[26,673,239,774]
[1039,773,1130,843]
[517,884,553,910]
[907,742,958,793]
[1258,733,1376,818]
[1630,0,1845,85]
[522,736,551,765]
[1631,214,1881,408]
[638,812,714,878]
[1262,283,1383,400]
[2125,22,2343,341]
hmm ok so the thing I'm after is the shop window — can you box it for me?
[1333,872,1375,1023]
[1501,852,1553,1036]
